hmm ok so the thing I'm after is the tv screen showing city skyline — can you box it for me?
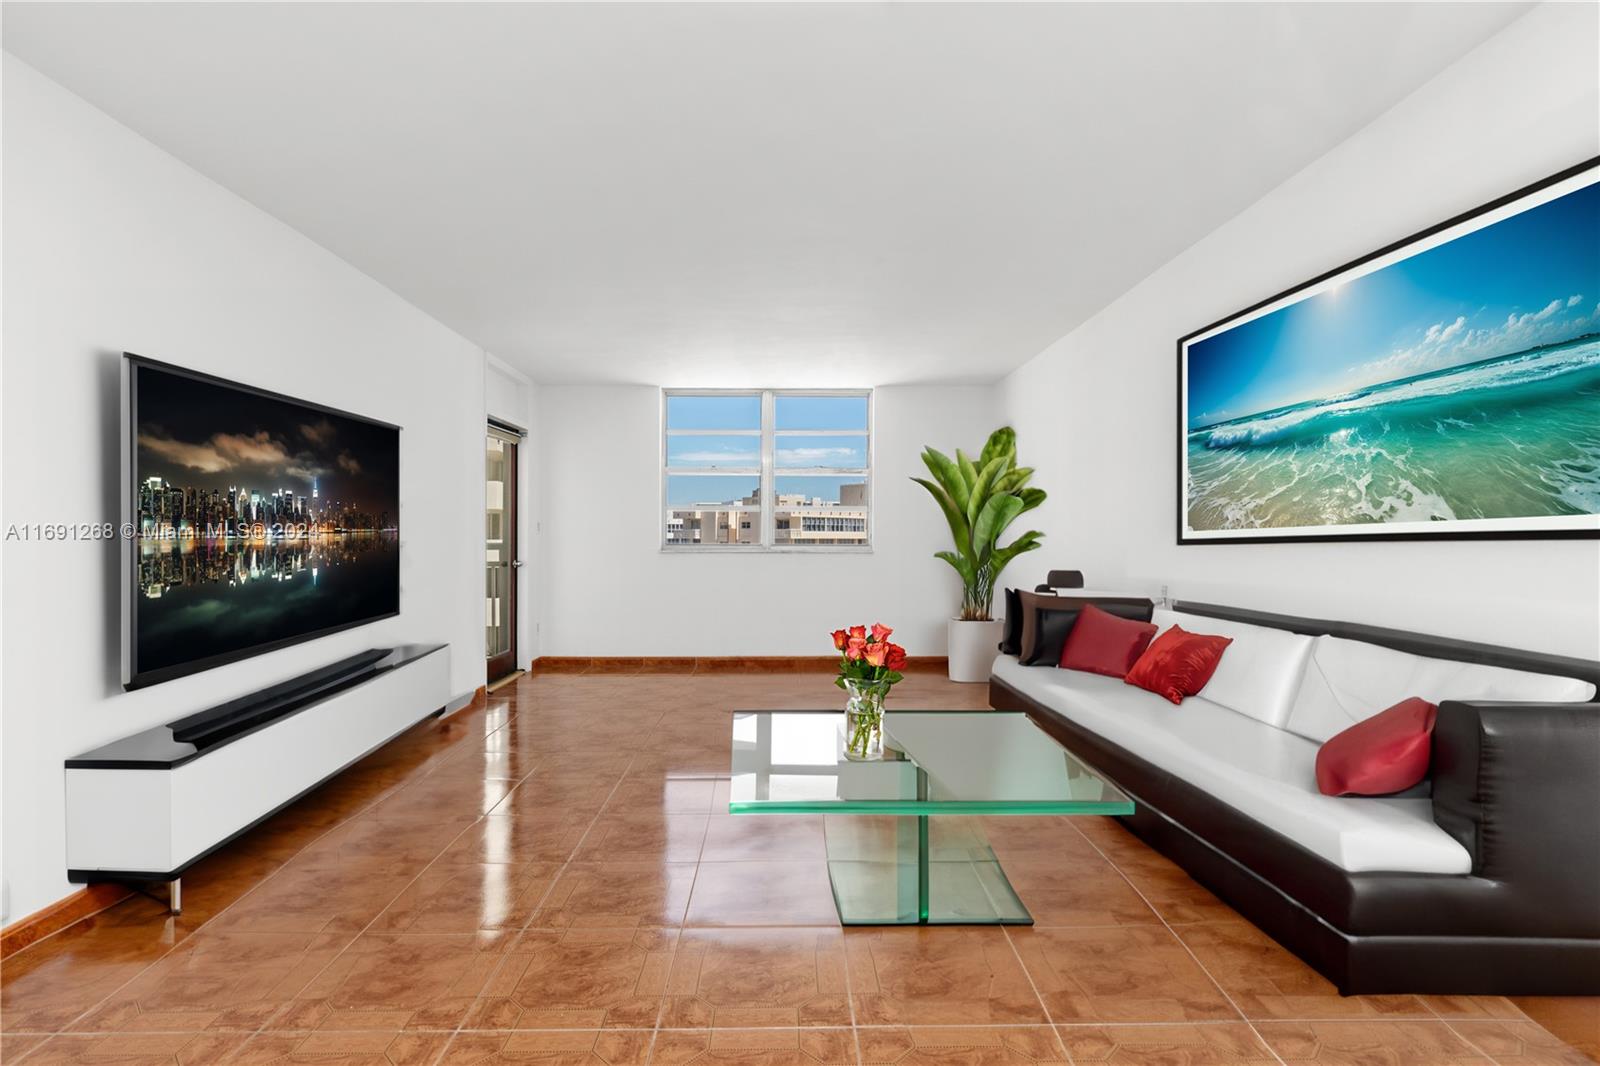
[128,357,400,686]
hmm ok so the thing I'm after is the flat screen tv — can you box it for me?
[124,355,400,688]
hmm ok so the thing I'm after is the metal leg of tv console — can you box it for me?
[127,877,181,915]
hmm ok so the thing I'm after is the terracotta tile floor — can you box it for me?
[2,672,1594,1064]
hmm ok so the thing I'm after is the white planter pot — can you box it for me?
[947,618,1004,683]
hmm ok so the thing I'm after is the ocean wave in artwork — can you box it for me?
[1185,336,1600,530]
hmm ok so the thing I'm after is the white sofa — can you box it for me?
[988,599,1600,994]
[994,606,1593,876]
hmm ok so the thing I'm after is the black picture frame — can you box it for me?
[1176,156,1600,546]
[123,353,403,689]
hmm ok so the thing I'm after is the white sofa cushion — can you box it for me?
[1149,608,1314,729]
[992,655,1472,875]
[1284,634,1598,743]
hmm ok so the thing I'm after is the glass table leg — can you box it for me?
[822,815,1034,925]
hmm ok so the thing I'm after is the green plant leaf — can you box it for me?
[911,477,976,566]
[917,426,1041,620]
[979,427,1016,471]
[991,529,1045,581]
[972,493,1025,561]
[920,448,969,515]
[956,449,979,493]
[933,549,975,586]
[965,454,1009,531]
[994,466,1033,494]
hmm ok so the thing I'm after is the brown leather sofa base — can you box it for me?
[990,674,1600,995]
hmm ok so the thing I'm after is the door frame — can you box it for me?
[487,422,522,683]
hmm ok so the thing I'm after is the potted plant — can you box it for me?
[831,623,906,760]
[912,427,1046,682]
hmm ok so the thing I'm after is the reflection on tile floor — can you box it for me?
[2,671,1592,1064]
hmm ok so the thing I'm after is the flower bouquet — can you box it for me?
[831,623,907,760]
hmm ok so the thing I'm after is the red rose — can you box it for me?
[831,629,848,651]
[848,625,867,641]
[845,636,867,661]
[864,641,890,668]
[871,623,894,642]
[884,643,907,671]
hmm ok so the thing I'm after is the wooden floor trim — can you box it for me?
[486,671,524,694]
[529,655,949,676]
[2,883,132,961]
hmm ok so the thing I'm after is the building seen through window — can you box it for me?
[663,391,870,549]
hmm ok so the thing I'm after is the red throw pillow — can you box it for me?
[1315,697,1438,797]
[1125,625,1233,704]
[1058,604,1158,679]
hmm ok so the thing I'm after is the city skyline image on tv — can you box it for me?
[128,357,400,686]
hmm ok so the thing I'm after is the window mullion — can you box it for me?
[768,385,780,544]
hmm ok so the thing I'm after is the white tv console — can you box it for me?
[64,643,450,910]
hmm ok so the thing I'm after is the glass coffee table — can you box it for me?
[729,710,1133,925]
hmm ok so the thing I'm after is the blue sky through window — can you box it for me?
[665,475,759,506]
[666,394,760,430]
[666,436,760,469]
[775,395,868,430]
[775,435,867,469]
[1186,180,1600,428]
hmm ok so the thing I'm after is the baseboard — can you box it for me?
[529,656,949,675]
[444,685,488,715]
[1,883,131,960]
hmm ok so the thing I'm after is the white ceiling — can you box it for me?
[4,2,1528,386]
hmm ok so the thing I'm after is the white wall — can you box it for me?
[535,383,1002,657]
[1,58,490,922]
[999,3,1600,659]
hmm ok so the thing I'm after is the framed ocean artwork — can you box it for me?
[1178,158,1600,544]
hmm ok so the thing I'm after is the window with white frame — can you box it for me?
[662,390,871,549]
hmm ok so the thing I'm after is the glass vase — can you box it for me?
[842,678,889,761]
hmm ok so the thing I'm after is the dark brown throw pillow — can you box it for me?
[1017,594,1158,666]
[1017,591,1076,665]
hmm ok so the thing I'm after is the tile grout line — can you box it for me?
[235,706,562,1065]
[16,1017,1490,1038]
[10,700,531,1063]
[993,818,1078,1064]
[434,701,666,1066]
[998,924,1078,1064]
[825,817,867,1066]
[1421,999,1511,1066]
[1061,818,1291,1066]
[647,762,720,1066]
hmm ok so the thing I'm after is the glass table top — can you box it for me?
[728,710,1133,816]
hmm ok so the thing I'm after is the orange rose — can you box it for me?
[863,641,890,668]
[871,623,894,642]
[848,625,867,641]
[831,629,848,651]
[845,636,867,661]
[884,643,907,671]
